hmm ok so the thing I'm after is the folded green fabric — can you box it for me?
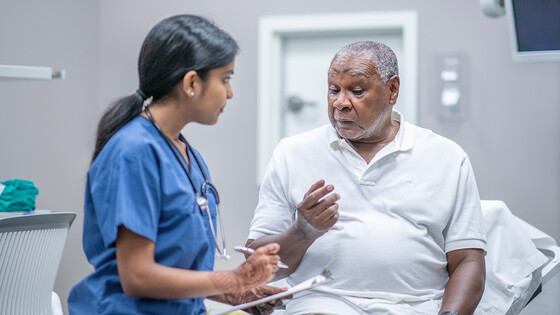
[0,179,39,212]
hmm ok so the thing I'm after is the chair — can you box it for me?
[0,212,76,315]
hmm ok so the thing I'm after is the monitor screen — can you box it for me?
[505,0,560,62]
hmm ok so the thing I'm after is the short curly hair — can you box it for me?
[333,41,399,83]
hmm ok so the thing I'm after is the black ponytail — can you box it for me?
[91,14,238,162]
[91,93,144,162]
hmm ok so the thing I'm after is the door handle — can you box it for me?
[285,95,316,113]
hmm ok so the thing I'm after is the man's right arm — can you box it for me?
[247,179,339,280]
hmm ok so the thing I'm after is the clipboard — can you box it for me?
[210,268,333,315]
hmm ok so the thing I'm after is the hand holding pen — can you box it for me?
[235,245,289,268]
[227,243,282,293]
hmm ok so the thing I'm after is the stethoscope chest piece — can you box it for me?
[197,195,209,212]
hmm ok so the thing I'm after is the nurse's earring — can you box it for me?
[190,91,195,97]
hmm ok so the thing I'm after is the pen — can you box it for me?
[234,246,289,268]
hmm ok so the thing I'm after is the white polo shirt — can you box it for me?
[249,111,486,314]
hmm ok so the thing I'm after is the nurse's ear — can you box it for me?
[181,70,200,98]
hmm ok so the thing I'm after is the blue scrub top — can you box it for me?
[68,116,217,315]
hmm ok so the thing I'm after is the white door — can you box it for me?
[257,12,418,183]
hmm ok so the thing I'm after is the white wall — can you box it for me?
[0,1,99,314]
[1,0,559,313]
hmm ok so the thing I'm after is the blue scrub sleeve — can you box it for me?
[91,147,161,248]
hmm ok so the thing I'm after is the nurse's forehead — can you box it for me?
[328,53,377,78]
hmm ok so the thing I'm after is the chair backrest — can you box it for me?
[0,212,76,315]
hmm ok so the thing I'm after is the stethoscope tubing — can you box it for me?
[144,107,229,259]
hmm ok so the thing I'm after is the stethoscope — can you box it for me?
[143,98,230,260]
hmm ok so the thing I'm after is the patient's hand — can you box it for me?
[296,179,340,240]
[223,285,291,315]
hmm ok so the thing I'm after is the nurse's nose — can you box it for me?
[226,82,233,99]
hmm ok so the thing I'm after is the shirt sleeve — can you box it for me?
[90,145,161,248]
[248,146,295,240]
[443,156,487,253]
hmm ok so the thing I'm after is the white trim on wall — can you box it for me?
[0,65,65,80]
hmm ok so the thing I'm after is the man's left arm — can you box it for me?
[439,248,485,315]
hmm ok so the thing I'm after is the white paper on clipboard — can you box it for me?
[210,273,332,315]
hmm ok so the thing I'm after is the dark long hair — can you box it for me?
[92,15,239,162]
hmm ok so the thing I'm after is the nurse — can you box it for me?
[68,15,284,315]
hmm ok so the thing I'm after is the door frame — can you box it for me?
[257,11,419,184]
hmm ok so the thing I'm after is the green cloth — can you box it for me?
[0,179,39,212]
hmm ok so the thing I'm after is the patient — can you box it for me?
[246,41,486,315]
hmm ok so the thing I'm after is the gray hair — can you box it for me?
[334,41,399,83]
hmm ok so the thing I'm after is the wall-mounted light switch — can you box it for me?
[436,53,467,121]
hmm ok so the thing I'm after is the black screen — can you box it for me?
[512,0,560,52]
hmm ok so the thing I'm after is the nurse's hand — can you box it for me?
[223,285,292,315]
[295,179,339,240]
[233,243,281,291]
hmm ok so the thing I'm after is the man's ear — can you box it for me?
[181,70,199,97]
[388,75,400,105]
